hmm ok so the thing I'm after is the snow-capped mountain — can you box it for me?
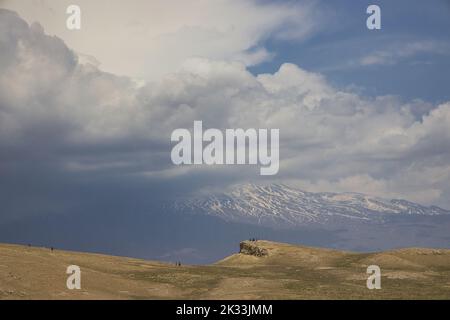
[174,184,450,228]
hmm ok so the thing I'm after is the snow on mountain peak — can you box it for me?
[173,184,450,228]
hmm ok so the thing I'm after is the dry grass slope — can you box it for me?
[1,241,449,299]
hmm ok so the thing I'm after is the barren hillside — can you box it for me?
[1,241,449,299]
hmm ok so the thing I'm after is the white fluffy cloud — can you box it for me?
[1,9,450,209]
[1,0,322,80]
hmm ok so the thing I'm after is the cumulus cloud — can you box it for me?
[0,0,324,80]
[1,8,450,221]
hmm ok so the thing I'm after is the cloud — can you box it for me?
[1,8,450,223]
[359,40,450,66]
[0,0,323,80]
[318,39,450,73]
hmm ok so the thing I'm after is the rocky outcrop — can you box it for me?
[239,241,268,257]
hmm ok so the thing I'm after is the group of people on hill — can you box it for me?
[249,238,258,242]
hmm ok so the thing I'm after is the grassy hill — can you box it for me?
[1,241,449,299]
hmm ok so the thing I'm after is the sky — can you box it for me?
[0,0,450,260]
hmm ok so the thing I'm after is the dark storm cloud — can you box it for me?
[1,7,450,228]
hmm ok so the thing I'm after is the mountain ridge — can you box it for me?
[173,183,450,228]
